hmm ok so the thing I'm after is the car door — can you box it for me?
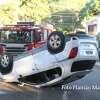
[13,50,37,76]
[32,47,57,72]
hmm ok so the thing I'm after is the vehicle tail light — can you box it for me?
[69,47,78,59]
[0,46,5,54]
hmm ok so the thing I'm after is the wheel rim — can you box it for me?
[49,35,61,49]
[1,55,9,68]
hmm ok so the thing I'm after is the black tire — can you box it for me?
[47,31,65,54]
[0,53,13,75]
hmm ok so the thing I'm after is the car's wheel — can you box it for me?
[0,53,13,75]
[47,31,65,54]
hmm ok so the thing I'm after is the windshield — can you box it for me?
[0,31,31,44]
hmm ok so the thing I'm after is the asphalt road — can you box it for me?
[0,63,100,100]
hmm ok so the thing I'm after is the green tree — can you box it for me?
[43,10,77,33]
[19,0,51,23]
[0,0,91,32]
[79,0,100,24]
[0,3,17,24]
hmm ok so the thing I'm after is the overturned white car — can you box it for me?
[0,31,99,87]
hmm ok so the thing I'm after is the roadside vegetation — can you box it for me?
[0,0,100,33]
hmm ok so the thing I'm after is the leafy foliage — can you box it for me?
[0,0,99,32]
[79,0,100,23]
[19,0,51,22]
[0,3,17,24]
[43,10,78,32]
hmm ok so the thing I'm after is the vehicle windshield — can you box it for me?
[0,30,31,44]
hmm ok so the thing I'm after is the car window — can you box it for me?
[33,29,44,42]
[0,30,31,44]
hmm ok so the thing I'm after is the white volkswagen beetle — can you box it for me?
[0,31,99,87]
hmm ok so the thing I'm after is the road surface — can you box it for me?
[0,63,100,100]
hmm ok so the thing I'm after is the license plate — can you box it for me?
[86,51,93,54]
[80,50,95,56]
